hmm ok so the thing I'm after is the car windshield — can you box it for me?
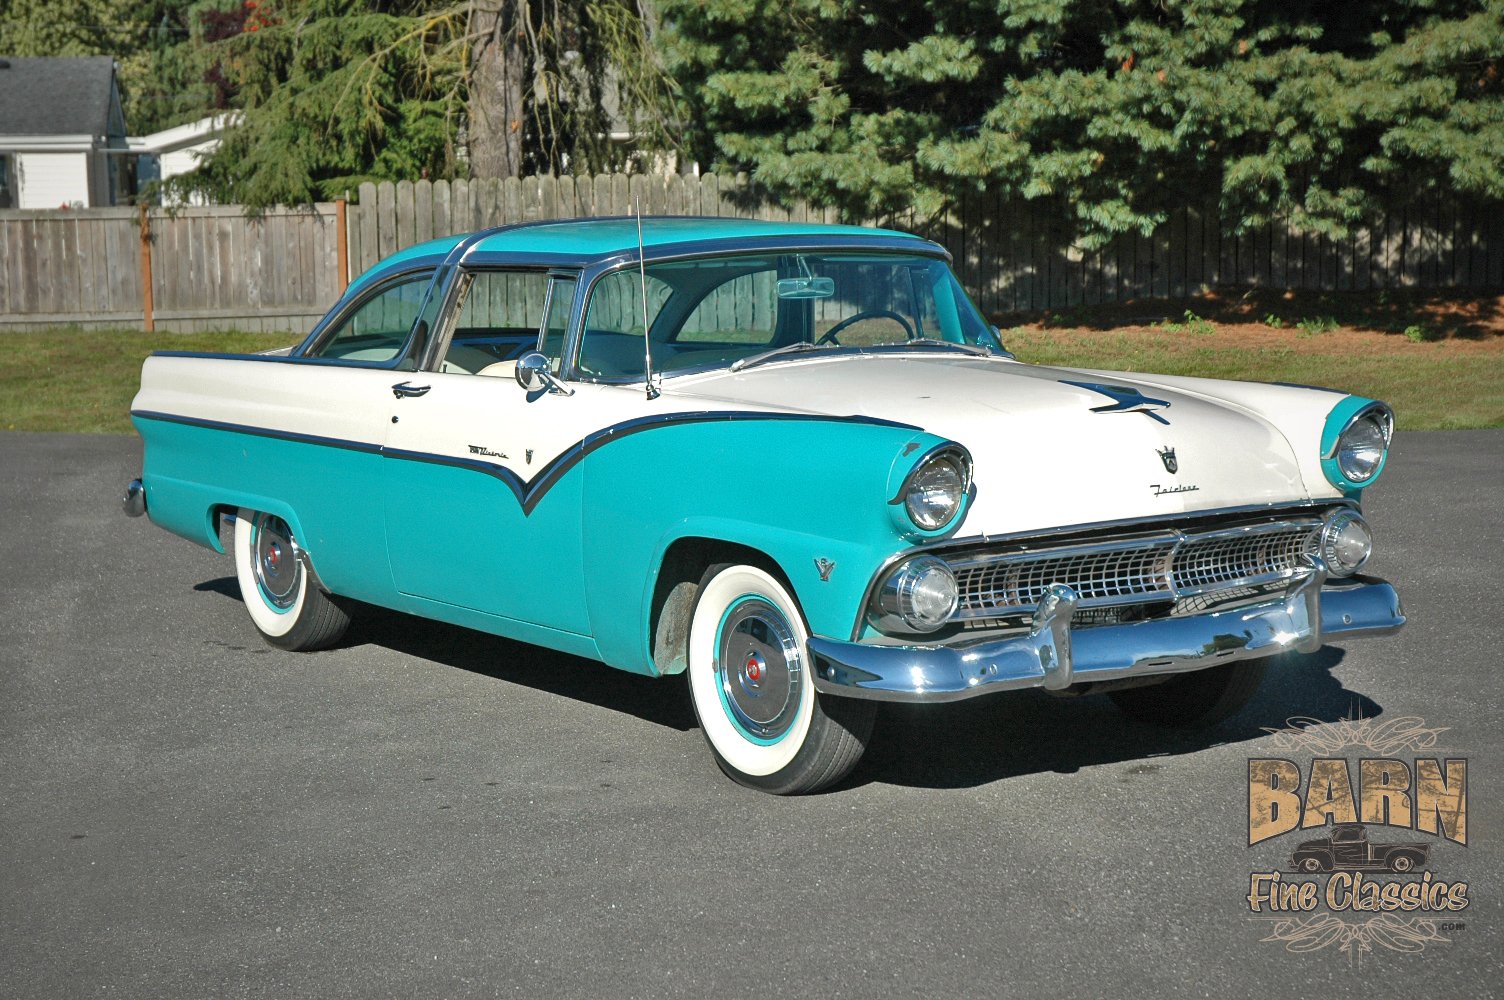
[574,252,999,380]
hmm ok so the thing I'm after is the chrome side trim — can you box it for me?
[813,561,1407,704]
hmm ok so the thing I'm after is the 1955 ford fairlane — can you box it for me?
[125,217,1404,793]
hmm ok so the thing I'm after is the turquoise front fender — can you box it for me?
[577,416,956,677]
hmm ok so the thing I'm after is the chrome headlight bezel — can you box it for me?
[895,444,973,534]
[1322,401,1393,491]
[870,555,959,634]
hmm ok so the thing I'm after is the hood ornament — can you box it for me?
[1157,446,1178,474]
[1061,380,1172,425]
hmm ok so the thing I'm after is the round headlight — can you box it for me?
[1336,413,1389,484]
[874,556,959,633]
[1318,509,1372,577]
[903,448,971,532]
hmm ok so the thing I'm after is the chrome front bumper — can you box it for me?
[807,559,1403,704]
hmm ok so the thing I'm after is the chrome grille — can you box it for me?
[1174,527,1319,595]
[951,519,1322,620]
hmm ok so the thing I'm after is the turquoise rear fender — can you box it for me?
[578,417,955,677]
[132,413,400,608]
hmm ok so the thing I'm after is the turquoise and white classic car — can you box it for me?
[125,217,1404,793]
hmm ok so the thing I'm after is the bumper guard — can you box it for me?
[807,557,1403,704]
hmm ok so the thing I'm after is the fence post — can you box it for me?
[335,197,349,293]
[138,202,154,332]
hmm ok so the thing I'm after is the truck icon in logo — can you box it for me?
[1289,823,1431,874]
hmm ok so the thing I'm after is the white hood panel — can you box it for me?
[669,355,1311,536]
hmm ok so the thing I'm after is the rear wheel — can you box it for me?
[1109,661,1268,728]
[232,509,350,651]
[686,563,874,794]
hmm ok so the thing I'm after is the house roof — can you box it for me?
[0,56,119,136]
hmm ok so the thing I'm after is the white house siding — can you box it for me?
[16,151,91,208]
[159,143,211,181]
[158,139,218,205]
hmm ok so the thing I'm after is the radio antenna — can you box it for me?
[637,198,659,400]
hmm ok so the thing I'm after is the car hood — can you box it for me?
[668,354,1312,536]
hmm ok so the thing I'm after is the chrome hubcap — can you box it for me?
[252,514,300,610]
[716,598,802,742]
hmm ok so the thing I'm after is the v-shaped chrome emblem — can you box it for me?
[1060,380,1173,425]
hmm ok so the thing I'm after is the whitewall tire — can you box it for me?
[686,563,875,794]
[232,508,350,651]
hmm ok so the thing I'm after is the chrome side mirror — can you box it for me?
[514,351,574,396]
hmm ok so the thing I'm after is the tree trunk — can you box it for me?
[468,0,527,179]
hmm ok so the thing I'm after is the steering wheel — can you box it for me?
[816,309,917,346]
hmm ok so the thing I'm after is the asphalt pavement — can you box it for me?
[1,430,1500,998]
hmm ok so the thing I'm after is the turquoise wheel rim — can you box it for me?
[251,514,299,614]
[713,595,804,746]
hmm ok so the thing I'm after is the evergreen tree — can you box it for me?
[2,0,676,206]
[172,0,675,207]
[661,0,1504,246]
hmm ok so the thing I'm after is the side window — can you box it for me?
[442,270,550,374]
[307,272,432,363]
[540,277,578,373]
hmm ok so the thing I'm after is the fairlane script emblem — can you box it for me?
[1157,446,1178,474]
[814,558,836,581]
[1061,380,1173,425]
[468,444,508,459]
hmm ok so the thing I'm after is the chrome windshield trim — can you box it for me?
[562,242,960,383]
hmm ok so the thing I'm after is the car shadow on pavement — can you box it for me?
[196,577,1381,787]
[848,646,1381,790]
[196,577,700,730]
[339,595,700,732]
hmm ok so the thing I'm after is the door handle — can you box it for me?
[392,381,431,399]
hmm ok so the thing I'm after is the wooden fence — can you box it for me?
[0,204,342,332]
[1,174,1501,333]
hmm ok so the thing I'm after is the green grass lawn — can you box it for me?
[1,329,294,434]
[1002,327,1504,432]
[1,325,1498,434]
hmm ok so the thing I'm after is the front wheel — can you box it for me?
[1108,661,1268,729]
[233,509,350,651]
[686,563,875,794]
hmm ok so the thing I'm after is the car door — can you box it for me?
[381,268,608,635]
